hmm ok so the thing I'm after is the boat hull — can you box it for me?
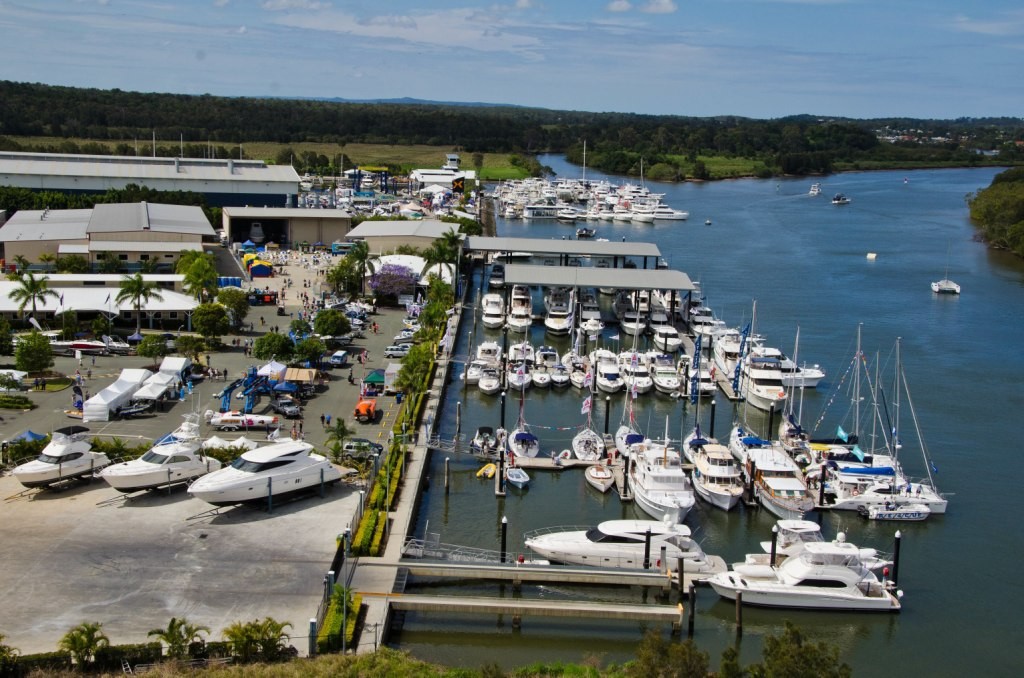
[708,575,900,612]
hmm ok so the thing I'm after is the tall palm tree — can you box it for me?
[182,256,218,302]
[10,272,58,318]
[347,240,375,297]
[148,617,210,660]
[325,419,354,462]
[220,620,260,663]
[58,621,109,668]
[116,273,164,335]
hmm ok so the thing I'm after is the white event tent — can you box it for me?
[82,368,152,422]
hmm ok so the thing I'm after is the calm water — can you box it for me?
[394,158,1024,675]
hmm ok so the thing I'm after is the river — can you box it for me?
[392,156,1022,676]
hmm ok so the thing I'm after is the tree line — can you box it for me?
[968,167,1024,257]
[2,80,1022,178]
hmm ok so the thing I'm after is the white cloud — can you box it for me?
[262,0,332,11]
[640,0,676,13]
[949,11,1024,37]
[238,25,247,34]
[607,1,632,12]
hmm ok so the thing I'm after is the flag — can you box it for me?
[630,352,639,368]
[630,380,638,399]
[836,425,848,442]
[581,395,592,415]
[609,334,620,341]
[930,462,939,474]
[851,445,865,461]
[104,293,111,304]
[59,293,64,306]
[584,369,593,389]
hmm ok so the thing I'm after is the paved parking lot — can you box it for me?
[0,253,414,655]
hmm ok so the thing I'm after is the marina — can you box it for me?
[393,160,1021,675]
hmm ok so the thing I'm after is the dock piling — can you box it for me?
[604,396,611,434]
[643,528,652,570]
[709,399,717,438]
[892,530,902,586]
[688,583,696,637]
[735,591,743,635]
[818,464,827,506]
[444,457,450,495]
[660,545,668,574]
[500,516,508,563]
[770,524,779,566]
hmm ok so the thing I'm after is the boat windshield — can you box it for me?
[230,456,299,473]
[586,528,640,544]
[141,450,170,464]
[37,452,82,464]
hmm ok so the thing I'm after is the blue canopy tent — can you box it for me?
[242,239,255,248]
[13,430,47,442]
[127,332,144,344]
[273,382,298,393]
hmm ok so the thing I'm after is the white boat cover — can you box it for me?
[257,361,287,378]
[203,436,232,449]
[134,372,179,401]
[82,368,153,422]
[231,436,260,450]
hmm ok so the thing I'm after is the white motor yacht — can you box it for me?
[756,344,825,389]
[579,290,602,323]
[477,367,502,395]
[653,204,690,220]
[187,441,341,507]
[647,352,682,394]
[652,326,683,353]
[100,416,221,492]
[682,429,743,511]
[476,340,502,366]
[730,427,813,520]
[470,426,498,457]
[589,349,624,393]
[708,541,902,612]
[739,347,788,412]
[618,351,653,395]
[688,306,726,341]
[12,426,110,488]
[508,341,535,364]
[620,311,648,337]
[481,293,505,329]
[463,359,490,385]
[627,439,697,524]
[544,302,573,336]
[550,364,571,388]
[525,519,722,573]
[506,285,533,332]
[580,317,605,338]
[506,361,533,390]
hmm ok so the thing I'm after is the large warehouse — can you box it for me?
[0,152,300,207]
[0,202,215,268]
[220,206,353,248]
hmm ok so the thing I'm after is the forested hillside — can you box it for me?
[0,80,1021,179]
[969,167,1024,257]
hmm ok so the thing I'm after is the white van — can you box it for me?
[329,350,350,367]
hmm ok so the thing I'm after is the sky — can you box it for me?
[0,0,1021,119]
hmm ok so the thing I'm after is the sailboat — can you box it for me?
[572,382,604,461]
[508,387,540,460]
[931,247,960,294]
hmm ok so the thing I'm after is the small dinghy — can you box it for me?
[505,466,530,489]
[585,464,615,493]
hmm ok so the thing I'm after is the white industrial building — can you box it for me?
[0,152,300,207]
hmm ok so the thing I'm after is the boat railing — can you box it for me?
[402,536,529,565]
[521,525,594,540]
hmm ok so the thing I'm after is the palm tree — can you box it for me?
[347,240,376,297]
[116,273,164,335]
[175,250,213,275]
[221,620,260,663]
[182,256,218,302]
[148,616,210,660]
[254,617,292,661]
[12,255,29,272]
[38,252,57,271]
[58,621,109,668]
[325,419,354,462]
[10,271,58,318]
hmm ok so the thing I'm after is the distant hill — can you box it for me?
[283,95,527,109]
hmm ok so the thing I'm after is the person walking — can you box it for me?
[320,413,326,428]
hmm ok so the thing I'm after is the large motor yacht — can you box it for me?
[100,416,221,492]
[187,441,341,506]
[525,519,722,574]
[12,426,110,488]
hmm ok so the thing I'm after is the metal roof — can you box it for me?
[0,152,300,184]
[504,264,695,291]
[222,206,354,219]
[88,203,215,235]
[346,219,461,240]
[465,236,661,258]
[0,282,199,314]
[0,209,91,242]
[40,274,184,282]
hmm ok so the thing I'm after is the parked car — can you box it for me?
[269,398,301,418]
[328,350,350,367]
[342,438,384,459]
[383,344,411,358]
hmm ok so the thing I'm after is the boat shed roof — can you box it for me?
[504,264,695,292]
[465,236,661,258]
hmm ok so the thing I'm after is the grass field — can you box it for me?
[6,137,529,180]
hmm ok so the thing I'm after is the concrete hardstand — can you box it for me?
[0,251,411,655]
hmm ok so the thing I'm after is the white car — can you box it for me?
[383,344,411,358]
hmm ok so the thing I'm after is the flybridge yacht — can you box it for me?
[481,293,505,329]
[543,287,574,335]
[100,416,221,492]
[506,284,533,333]
[524,519,721,573]
[708,541,902,612]
[12,426,109,488]
[187,441,341,507]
